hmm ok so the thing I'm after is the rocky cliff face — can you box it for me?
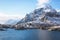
[14,4,60,30]
[0,4,60,31]
[17,4,60,26]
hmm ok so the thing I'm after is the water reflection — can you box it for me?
[0,29,39,40]
[0,29,60,40]
[38,30,51,40]
[49,31,60,40]
[38,30,60,40]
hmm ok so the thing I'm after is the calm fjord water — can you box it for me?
[0,29,60,40]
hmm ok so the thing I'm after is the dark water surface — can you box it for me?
[0,29,60,40]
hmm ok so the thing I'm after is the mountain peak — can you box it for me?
[17,4,60,25]
[37,4,52,9]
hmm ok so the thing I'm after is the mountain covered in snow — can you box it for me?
[0,4,60,30]
[5,19,20,25]
[17,4,60,26]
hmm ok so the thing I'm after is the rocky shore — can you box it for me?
[0,23,60,31]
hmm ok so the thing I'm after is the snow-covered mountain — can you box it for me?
[5,19,20,25]
[17,4,60,26]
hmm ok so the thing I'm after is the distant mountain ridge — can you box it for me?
[5,19,20,25]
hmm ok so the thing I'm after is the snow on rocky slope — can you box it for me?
[16,4,60,29]
[17,4,60,24]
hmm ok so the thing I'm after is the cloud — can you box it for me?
[0,12,22,24]
[56,9,60,12]
[37,0,51,8]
